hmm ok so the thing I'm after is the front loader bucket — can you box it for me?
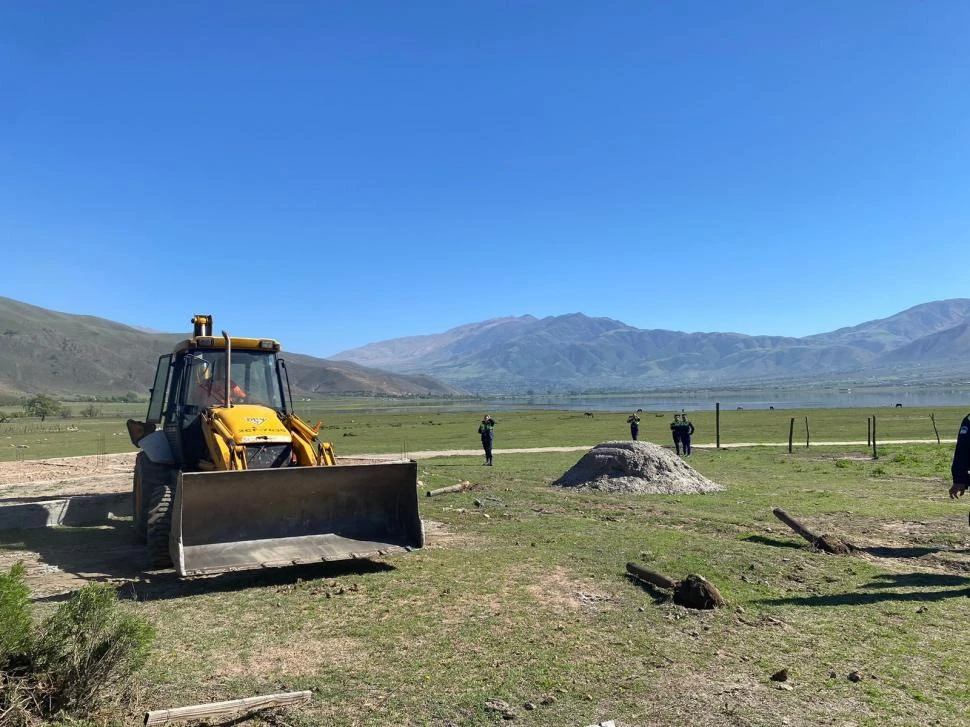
[169,461,422,576]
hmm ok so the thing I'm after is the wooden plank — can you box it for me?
[427,482,470,497]
[772,507,850,554]
[626,562,676,589]
[144,690,311,726]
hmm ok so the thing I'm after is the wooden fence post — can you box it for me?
[788,417,794,454]
[715,402,720,449]
[867,417,871,447]
[930,413,941,445]
[804,416,810,448]
[872,415,878,459]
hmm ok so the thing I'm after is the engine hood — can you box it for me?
[207,404,292,444]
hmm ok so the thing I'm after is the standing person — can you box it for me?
[949,415,970,521]
[627,411,641,441]
[670,413,682,455]
[478,415,496,466]
[680,414,695,456]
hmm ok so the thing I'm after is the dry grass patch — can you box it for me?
[421,518,481,550]
[526,565,616,614]
[211,633,367,680]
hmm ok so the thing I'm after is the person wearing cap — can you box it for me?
[478,415,496,466]
[627,411,641,441]
[679,414,695,455]
[670,413,683,455]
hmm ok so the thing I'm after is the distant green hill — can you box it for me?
[0,297,462,399]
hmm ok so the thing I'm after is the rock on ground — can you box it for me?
[553,441,723,494]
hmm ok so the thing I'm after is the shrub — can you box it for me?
[33,584,155,716]
[0,562,33,665]
[0,566,155,724]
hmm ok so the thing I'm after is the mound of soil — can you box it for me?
[553,441,723,494]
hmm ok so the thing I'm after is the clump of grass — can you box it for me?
[0,563,155,726]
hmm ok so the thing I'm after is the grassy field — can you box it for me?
[0,402,965,462]
[3,406,970,725]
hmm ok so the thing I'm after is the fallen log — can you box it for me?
[144,690,311,726]
[626,563,725,609]
[426,481,472,497]
[772,507,851,554]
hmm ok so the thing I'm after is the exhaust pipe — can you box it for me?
[222,330,232,409]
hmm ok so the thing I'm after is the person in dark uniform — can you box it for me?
[680,415,695,455]
[670,413,682,455]
[627,411,641,441]
[478,415,496,466]
[950,415,970,523]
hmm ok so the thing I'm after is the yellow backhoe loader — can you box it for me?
[126,315,423,576]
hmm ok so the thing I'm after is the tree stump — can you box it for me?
[626,563,725,609]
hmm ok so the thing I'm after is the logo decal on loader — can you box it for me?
[246,417,267,426]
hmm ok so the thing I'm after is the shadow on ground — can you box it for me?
[741,534,804,549]
[759,571,970,607]
[744,534,960,560]
[0,520,399,603]
[625,574,670,605]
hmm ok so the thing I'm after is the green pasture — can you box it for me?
[1,404,968,724]
[0,401,965,462]
[109,440,967,726]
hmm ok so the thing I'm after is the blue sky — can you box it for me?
[2,1,968,358]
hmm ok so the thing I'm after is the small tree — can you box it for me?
[0,564,155,724]
[80,404,102,419]
[23,395,61,422]
[0,562,32,663]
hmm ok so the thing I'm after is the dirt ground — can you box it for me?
[0,452,453,601]
[0,452,137,499]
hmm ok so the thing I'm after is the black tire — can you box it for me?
[132,453,174,542]
[146,483,174,569]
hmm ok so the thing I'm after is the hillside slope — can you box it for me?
[0,297,461,398]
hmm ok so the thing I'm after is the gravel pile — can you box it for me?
[553,441,723,494]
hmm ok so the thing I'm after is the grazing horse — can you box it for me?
[584,411,594,418]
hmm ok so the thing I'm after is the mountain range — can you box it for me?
[0,297,460,399]
[4,296,970,399]
[329,299,970,393]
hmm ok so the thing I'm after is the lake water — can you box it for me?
[490,389,970,413]
[326,388,970,414]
